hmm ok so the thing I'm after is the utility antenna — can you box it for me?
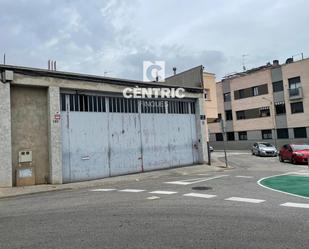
[103,71,112,77]
[3,53,6,65]
[242,54,248,71]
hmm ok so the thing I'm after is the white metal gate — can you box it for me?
[61,94,198,183]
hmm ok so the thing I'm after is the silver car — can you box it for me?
[252,142,277,157]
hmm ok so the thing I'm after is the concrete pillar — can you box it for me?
[0,82,12,187]
[196,97,208,163]
[48,86,62,184]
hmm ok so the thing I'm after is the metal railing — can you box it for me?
[289,87,303,99]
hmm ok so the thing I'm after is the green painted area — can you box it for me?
[260,175,309,198]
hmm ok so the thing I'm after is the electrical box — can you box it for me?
[16,166,35,186]
[18,150,32,163]
[3,70,14,82]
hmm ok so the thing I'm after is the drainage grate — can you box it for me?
[191,186,212,191]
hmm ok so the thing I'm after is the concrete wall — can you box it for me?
[0,82,12,187]
[11,86,49,185]
[203,72,218,120]
[48,86,62,184]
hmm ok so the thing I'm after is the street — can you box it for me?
[1,152,309,249]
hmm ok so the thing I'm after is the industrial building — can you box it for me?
[208,57,309,150]
[0,65,208,187]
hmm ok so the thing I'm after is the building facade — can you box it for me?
[0,65,208,187]
[208,58,309,150]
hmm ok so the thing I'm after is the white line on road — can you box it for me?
[147,196,160,200]
[149,191,178,195]
[90,188,116,192]
[235,175,253,179]
[225,197,266,203]
[183,193,217,199]
[119,189,145,193]
[165,175,228,185]
[280,202,309,209]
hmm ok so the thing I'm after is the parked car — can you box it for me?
[251,142,277,157]
[279,144,309,164]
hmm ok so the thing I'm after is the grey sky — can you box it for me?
[0,0,308,80]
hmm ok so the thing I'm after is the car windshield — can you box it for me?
[258,143,273,147]
[291,144,309,150]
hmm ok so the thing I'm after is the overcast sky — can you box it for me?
[0,0,308,80]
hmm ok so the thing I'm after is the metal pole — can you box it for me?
[221,119,228,168]
[270,100,278,149]
[207,141,211,166]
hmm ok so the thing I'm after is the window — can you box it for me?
[261,130,272,139]
[216,133,224,141]
[61,94,106,112]
[234,84,268,100]
[259,107,270,117]
[238,131,247,140]
[275,102,286,115]
[227,132,235,141]
[288,77,301,96]
[290,102,304,114]
[225,110,233,120]
[277,128,289,139]
[252,86,259,96]
[60,93,66,111]
[288,76,301,89]
[204,89,210,100]
[223,92,231,102]
[238,89,245,99]
[236,111,246,120]
[272,81,284,92]
[294,127,307,138]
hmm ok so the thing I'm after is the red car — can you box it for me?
[279,144,309,164]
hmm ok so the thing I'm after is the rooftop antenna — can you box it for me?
[103,71,112,77]
[242,54,248,71]
[3,53,6,65]
[172,67,177,75]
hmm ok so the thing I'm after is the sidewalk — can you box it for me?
[0,158,230,199]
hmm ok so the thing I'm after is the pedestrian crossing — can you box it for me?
[89,188,309,209]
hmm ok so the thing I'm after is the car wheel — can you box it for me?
[292,157,297,165]
[252,150,254,155]
[279,155,284,162]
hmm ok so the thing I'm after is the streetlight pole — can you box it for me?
[262,97,277,149]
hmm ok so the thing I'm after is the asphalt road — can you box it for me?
[1,151,309,249]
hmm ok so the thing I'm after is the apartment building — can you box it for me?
[208,57,309,150]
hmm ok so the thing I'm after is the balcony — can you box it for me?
[289,87,303,100]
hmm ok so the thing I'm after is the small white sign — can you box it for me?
[19,168,33,178]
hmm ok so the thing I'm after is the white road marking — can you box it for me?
[165,175,228,185]
[119,189,145,193]
[149,191,178,195]
[196,174,209,176]
[147,196,160,200]
[183,193,216,199]
[225,197,265,203]
[280,202,309,209]
[90,188,116,192]
[235,175,253,179]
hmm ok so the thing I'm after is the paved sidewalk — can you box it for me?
[0,158,230,199]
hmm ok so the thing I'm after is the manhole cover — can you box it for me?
[192,186,212,191]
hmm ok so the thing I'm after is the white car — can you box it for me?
[252,142,277,157]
